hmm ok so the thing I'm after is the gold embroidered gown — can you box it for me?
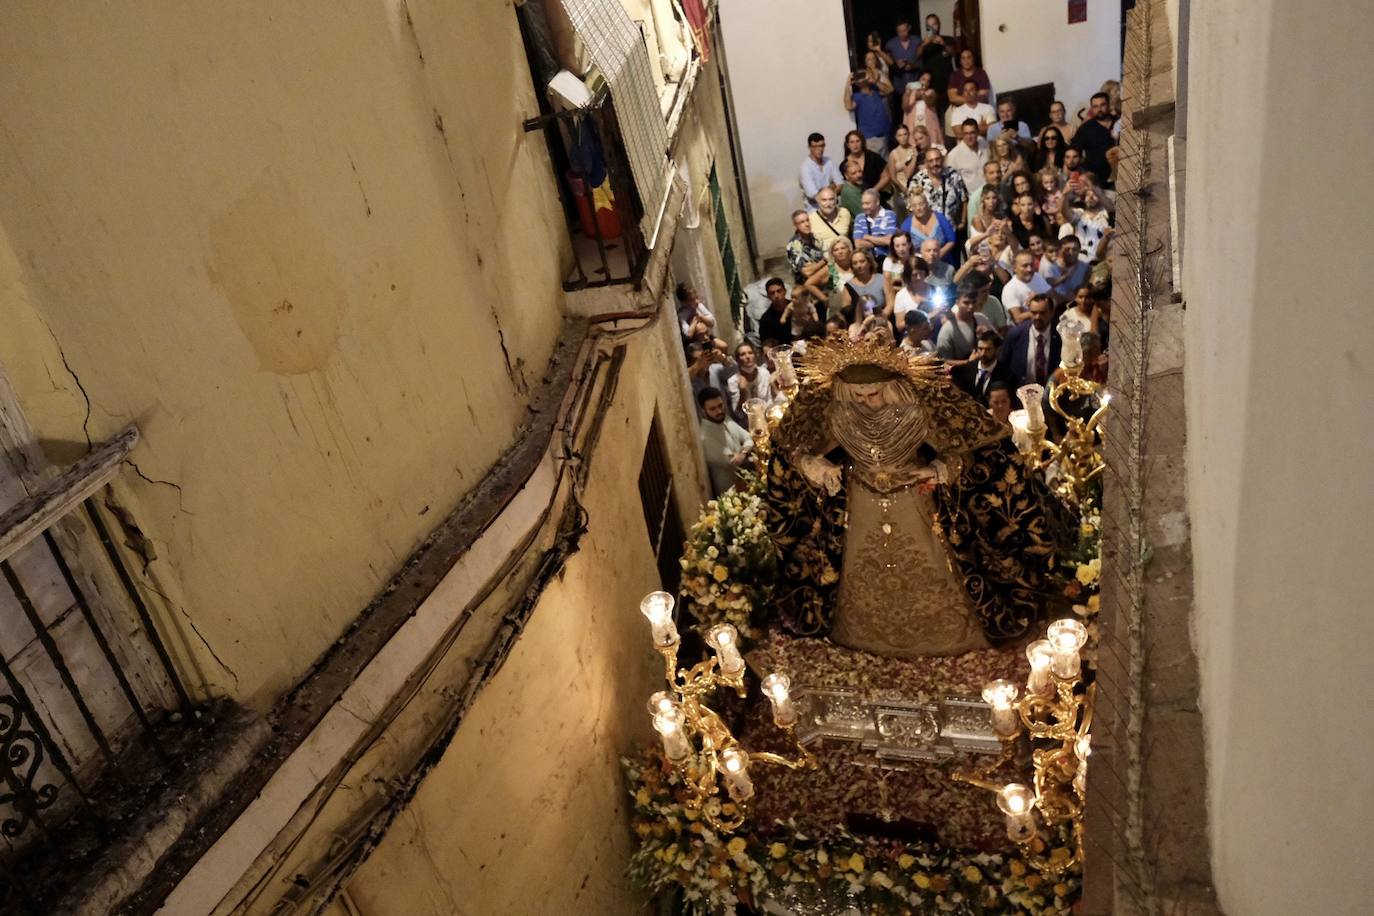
[822,386,988,658]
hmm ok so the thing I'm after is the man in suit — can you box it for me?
[951,329,1009,403]
[997,293,1061,388]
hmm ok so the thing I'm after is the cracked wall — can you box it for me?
[0,2,570,708]
[335,309,695,916]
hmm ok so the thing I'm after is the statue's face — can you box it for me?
[853,382,886,409]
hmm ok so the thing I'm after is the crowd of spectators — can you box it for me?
[689,14,1120,494]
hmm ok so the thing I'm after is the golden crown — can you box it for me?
[796,335,946,391]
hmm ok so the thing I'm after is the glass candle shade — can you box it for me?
[1007,409,1035,454]
[981,679,1021,737]
[1017,384,1046,429]
[653,708,691,762]
[1061,331,1083,369]
[772,345,798,392]
[640,591,678,648]
[1026,639,1054,697]
[706,624,745,676]
[761,672,798,728]
[743,398,770,439]
[997,783,1037,843]
[1047,618,1089,680]
[719,748,754,801]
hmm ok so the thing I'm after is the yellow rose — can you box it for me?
[1075,564,1096,585]
[1025,875,1042,890]
[1087,594,1100,611]
[914,873,931,889]
[962,865,983,883]
[713,565,729,582]
[1054,882,1070,898]
[847,853,865,873]
[727,837,747,856]
[635,788,650,806]
[897,854,915,871]
[1009,860,1027,877]
[769,843,788,859]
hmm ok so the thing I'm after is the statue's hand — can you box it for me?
[799,455,843,496]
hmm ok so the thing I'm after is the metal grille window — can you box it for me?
[709,163,745,328]
[562,0,671,230]
[637,413,683,595]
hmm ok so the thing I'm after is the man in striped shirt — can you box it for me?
[852,189,898,259]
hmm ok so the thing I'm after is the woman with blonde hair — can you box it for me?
[989,134,1026,178]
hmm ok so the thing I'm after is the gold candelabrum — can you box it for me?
[640,592,817,833]
[952,618,1094,876]
[1008,360,1110,508]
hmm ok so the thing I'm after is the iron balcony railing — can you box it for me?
[523,86,649,291]
[0,426,197,909]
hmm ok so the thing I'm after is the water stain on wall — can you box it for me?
[208,170,346,375]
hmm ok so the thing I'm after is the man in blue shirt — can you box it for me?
[986,98,1034,144]
[798,133,843,210]
[881,19,921,97]
[852,190,898,259]
[844,74,892,156]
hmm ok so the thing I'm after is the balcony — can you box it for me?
[0,428,261,914]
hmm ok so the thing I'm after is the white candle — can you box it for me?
[653,708,691,762]
[1074,735,1092,795]
[981,679,1020,737]
[761,672,798,728]
[647,691,677,718]
[1047,619,1088,680]
[640,591,678,648]
[1026,639,1054,697]
[707,624,745,676]
[997,783,1037,843]
[719,748,754,801]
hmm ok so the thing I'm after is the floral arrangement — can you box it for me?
[1064,500,1102,666]
[678,479,778,640]
[623,750,1079,915]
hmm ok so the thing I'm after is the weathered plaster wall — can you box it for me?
[716,0,852,259]
[0,1,568,707]
[978,0,1121,116]
[1183,1,1374,912]
[342,305,698,916]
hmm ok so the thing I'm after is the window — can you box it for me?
[637,412,684,594]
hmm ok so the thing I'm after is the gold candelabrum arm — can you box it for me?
[953,647,1096,879]
[1012,367,1110,508]
[645,608,816,835]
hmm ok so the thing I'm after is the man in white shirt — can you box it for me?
[946,79,994,137]
[986,98,1033,143]
[944,120,990,194]
[798,132,843,211]
[697,387,753,496]
[1000,251,1052,323]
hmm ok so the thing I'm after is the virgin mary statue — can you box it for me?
[762,337,1068,656]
